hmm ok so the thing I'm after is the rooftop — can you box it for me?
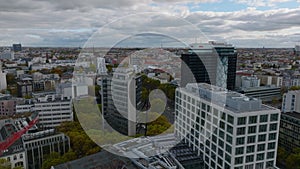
[181,83,278,113]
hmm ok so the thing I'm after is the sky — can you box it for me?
[1,0,300,48]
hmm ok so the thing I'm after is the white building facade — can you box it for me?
[34,95,73,129]
[175,83,280,169]
[0,61,7,90]
[282,90,300,113]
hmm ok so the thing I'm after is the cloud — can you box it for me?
[0,0,300,47]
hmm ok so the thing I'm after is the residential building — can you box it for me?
[33,95,73,129]
[0,123,27,169]
[181,42,237,90]
[0,94,16,116]
[282,90,300,113]
[175,83,280,169]
[256,75,283,87]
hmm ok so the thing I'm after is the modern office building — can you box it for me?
[282,90,300,113]
[175,83,280,169]
[279,112,300,152]
[238,86,281,102]
[295,45,300,56]
[33,95,73,129]
[181,42,237,90]
[22,129,70,169]
[12,44,22,52]
[100,67,142,136]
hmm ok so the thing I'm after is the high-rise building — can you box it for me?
[175,83,280,169]
[12,44,22,52]
[282,90,300,113]
[0,61,7,90]
[96,57,107,75]
[100,67,142,136]
[181,42,237,90]
[295,45,300,56]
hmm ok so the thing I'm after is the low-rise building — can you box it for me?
[22,129,70,169]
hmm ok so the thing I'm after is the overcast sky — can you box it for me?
[1,0,300,48]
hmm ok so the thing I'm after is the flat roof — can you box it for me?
[180,83,278,113]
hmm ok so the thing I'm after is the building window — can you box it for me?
[237,127,246,135]
[236,137,245,145]
[260,114,268,123]
[270,114,279,121]
[246,155,254,163]
[269,123,277,131]
[257,144,265,152]
[235,157,243,165]
[220,121,225,130]
[247,136,256,144]
[246,145,255,153]
[258,134,266,142]
[256,153,264,161]
[249,116,257,124]
[226,144,232,153]
[248,126,256,134]
[225,154,231,163]
[267,152,275,159]
[238,117,246,125]
[266,161,274,168]
[269,133,277,140]
[219,130,225,139]
[227,125,233,134]
[259,125,267,132]
[235,147,244,155]
[268,142,276,150]
[227,115,234,124]
[226,135,232,144]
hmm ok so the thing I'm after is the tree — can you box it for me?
[146,114,171,136]
[41,151,77,169]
